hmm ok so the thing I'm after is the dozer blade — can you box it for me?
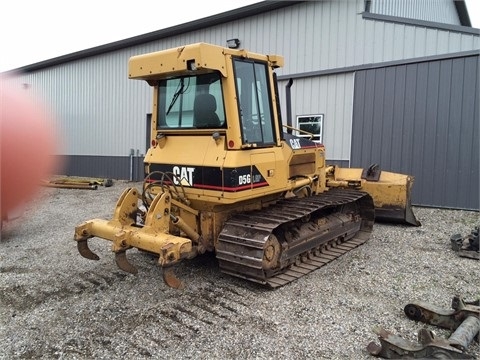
[327,166,421,226]
[375,197,420,227]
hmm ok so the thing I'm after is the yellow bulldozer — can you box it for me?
[74,43,419,289]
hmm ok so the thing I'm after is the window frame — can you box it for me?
[295,114,324,143]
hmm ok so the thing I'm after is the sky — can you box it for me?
[0,0,479,72]
[0,0,259,72]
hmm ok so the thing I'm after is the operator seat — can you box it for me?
[193,93,221,128]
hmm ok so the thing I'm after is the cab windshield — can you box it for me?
[157,72,226,129]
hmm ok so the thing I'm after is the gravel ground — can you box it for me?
[0,180,479,360]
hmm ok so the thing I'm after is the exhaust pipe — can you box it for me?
[285,78,294,134]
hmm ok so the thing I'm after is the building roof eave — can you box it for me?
[454,0,472,27]
[10,1,300,74]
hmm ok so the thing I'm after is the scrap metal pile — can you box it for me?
[367,295,480,359]
[450,225,479,260]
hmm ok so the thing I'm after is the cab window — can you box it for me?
[157,72,226,129]
[233,59,275,146]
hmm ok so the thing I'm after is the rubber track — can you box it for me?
[216,189,374,288]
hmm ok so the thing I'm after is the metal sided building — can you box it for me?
[6,0,479,210]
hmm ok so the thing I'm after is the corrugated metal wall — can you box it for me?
[8,0,479,190]
[370,0,461,25]
[14,1,479,157]
[20,50,152,157]
[276,74,355,163]
[351,54,479,209]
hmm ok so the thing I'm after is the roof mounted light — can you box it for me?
[226,38,240,49]
[187,59,197,71]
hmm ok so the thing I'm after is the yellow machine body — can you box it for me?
[74,43,419,288]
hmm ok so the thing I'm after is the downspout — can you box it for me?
[129,148,134,181]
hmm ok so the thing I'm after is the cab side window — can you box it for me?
[234,59,275,146]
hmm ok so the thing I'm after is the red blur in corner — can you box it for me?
[1,75,60,222]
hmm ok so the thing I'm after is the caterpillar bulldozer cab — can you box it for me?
[74,43,419,288]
